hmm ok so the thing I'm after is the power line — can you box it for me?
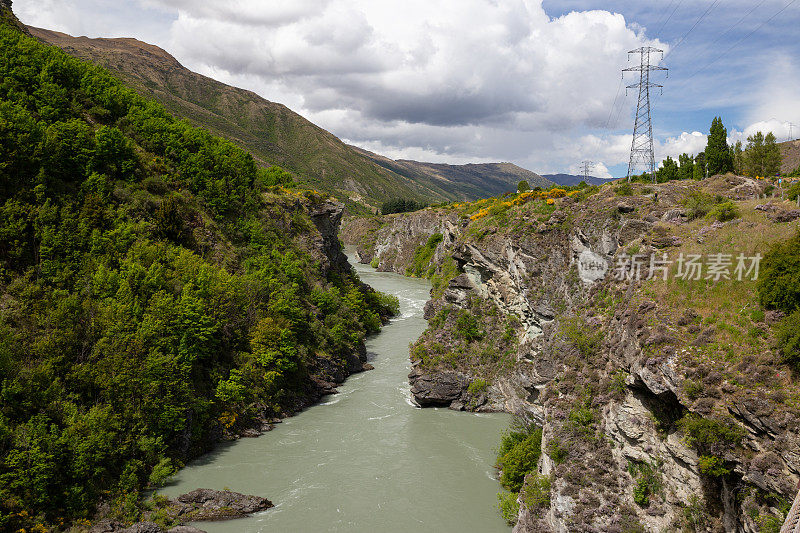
[654,0,684,37]
[705,0,767,49]
[663,0,721,61]
[677,0,799,88]
[603,77,624,130]
[652,0,679,33]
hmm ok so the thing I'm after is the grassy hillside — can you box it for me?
[779,139,800,175]
[27,27,456,212]
[29,27,553,208]
[0,8,396,531]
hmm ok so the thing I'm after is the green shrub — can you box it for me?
[497,428,543,492]
[677,414,743,478]
[684,191,717,220]
[568,402,597,438]
[775,310,800,369]
[521,474,551,510]
[682,379,704,401]
[381,198,426,215]
[147,458,176,487]
[546,439,569,464]
[758,514,784,533]
[370,257,379,269]
[561,317,603,357]
[757,232,800,314]
[697,455,730,477]
[708,200,739,222]
[497,491,520,525]
[609,370,628,395]
[455,311,484,342]
[787,182,800,200]
[615,182,633,196]
[628,461,661,507]
[407,233,443,277]
[468,378,489,395]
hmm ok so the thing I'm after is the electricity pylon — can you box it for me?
[581,161,593,182]
[624,47,667,182]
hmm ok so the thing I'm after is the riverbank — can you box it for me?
[157,254,510,532]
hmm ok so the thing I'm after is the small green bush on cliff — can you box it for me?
[497,427,543,493]
[627,461,661,507]
[774,310,800,369]
[561,317,604,358]
[497,491,519,525]
[468,378,489,395]
[455,311,484,342]
[697,455,730,477]
[521,474,551,510]
[407,233,443,277]
[677,414,744,478]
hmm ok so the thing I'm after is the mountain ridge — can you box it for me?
[29,26,554,208]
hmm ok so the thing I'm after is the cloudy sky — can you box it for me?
[14,0,800,178]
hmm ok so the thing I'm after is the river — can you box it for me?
[161,254,511,532]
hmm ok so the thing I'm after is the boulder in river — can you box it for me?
[408,366,469,408]
[175,488,274,521]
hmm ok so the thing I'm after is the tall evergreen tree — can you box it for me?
[678,153,694,180]
[764,132,782,177]
[705,117,733,176]
[693,152,706,180]
[656,156,679,183]
[732,140,744,175]
[744,132,766,177]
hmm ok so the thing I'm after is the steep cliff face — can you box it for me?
[343,176,800,531]
[0,13,398,530]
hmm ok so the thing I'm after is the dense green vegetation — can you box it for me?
[677,414,744,478]
[0,15,395,531]
[758,231,800,369]
[406,233,443,277]
[380,198,427,215]
[495,421,547,525]
[739,132,782,177]
[706,117,734,176]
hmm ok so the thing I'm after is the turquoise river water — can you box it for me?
[161,254,511,532]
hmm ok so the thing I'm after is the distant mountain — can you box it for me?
[352,146,553,200]
[542,174,614,187]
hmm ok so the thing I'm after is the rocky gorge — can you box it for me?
[342,175,800,532]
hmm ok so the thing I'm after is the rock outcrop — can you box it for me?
[172,489,273,520]
[344,175,800,531]
[89,490,272,533]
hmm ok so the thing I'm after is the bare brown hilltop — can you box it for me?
[780,139,800,175]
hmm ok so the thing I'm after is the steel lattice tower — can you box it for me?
[581,161,593,181]
[624,47,667,182]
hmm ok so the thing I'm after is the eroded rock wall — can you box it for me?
[345,176,800,531]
